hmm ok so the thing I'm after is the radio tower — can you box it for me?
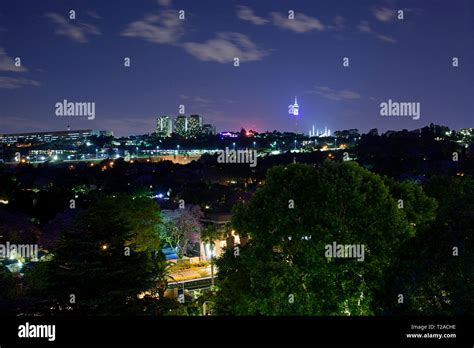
[288,96,299,134]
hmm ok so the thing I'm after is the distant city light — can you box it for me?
[220,132,238,138]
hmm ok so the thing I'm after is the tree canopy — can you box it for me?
[25,195,165,315]
[216,161,437,315]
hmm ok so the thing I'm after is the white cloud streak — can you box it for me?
[270,11,325,33]
[45,12,101,43]
[0,47,27,72]
[0,76,40,89]
[236,5,268,25]
[182,32,268,63]
[121,10,184,44]
[358,20,396,43]
[308,86,361,101]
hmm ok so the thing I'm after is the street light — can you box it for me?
[232,142,236,150]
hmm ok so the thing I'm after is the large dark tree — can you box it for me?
[216,162,436,315]
[25,195,165,315]
[390,175,474,315]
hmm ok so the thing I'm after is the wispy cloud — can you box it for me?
[307,86,361,101]
[236,5,268,25]
[157,0,172,7]
[86,10,102,19]
[179,95,212,104]
[372,6,396,22]
[123,9,268,64]
[270,11,324,33]
[0,76,40,89]
[182,32,268,64]
[328,15,346,31]
[358,20,396,43]
[180,94,235,106]
[0,47,27,72]
[121,10,183,44]
[45,12,101,43]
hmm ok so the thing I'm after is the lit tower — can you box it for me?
[288,96,300,134]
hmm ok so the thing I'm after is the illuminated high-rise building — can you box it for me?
[175,115,188,137]
[202,124,216,135]
[156,115,172,137]
[188,114,203,137]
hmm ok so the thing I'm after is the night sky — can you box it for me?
[0,0,473,136]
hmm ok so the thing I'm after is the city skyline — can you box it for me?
[1,0,473,136]
[0,1,473,343]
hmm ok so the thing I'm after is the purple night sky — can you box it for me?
[0,0,473,136]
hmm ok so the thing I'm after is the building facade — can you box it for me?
[174,115,188,137]
[0,130,95,144]
[156,116,173,137]
[202,124,216,135]
[188,114,202,137]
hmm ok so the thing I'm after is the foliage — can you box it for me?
[386,175,474,315]
[159,205,203,258]
[201,223,228,245]
[216,162,435,315]
[24,195,167,315]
